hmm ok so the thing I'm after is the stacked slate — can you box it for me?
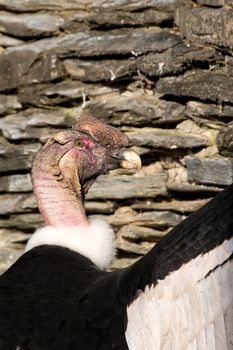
[1,0,233,272]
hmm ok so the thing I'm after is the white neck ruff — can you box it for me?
[25,219,116,270]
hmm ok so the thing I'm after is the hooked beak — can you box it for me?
[118,149,141,173]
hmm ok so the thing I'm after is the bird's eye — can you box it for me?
[75,139,85,148]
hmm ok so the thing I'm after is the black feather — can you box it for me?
[1,185,233,349]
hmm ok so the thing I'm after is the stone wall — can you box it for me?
[1,0,233,272]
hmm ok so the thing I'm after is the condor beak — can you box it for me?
[119,149,141,173]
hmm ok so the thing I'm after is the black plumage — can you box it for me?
[0,183,233,349]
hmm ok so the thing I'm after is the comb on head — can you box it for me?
[74,116,129,148]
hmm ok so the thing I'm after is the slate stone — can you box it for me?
[18,80,117,106]
[90,0,179,12]
[0,50,65,91]
[0,95,22,115]
[0,174,32,192]
[0,0,179,13]
[64,58,137,82]
[83,94,185,126]
[0,29,181,91]
[85,201,115,214]
[0,13,64,38]
[167,182,222,194]
[118,224,167,242]
[217,124,233,156]
[0,228,28,272]
[126,127,209,149]
[0,0,90,12]
[0,142,41,172]
[117,236,154,255]
[0,228,29,246]
[225,0,233,6]
[0,213,43,230]
[96,207,186,228]
[197,0,224,6]
[137,44,220,77]
[226,56,233,77]
[176,7,233,48]
[132,198,209,213]
[0,135,13,155]
[157,72,233,103]
[87,173,167,200]
[184,157,233,186]
[0,33,24,47]
[0,194,36,215]
[0,108,77,140]
[63,9,173,32]
[186,101,233,120]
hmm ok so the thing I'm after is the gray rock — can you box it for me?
[176,7,233,48]
[0,0,178,12]
[0,136,14,155]
[1,126,64,142]
[137,44,220,77]
[0,33,24,47]
[184,157,233,186]
[0,95,21,115]
[226,56,233,77]
[63,9,173,32]
[0,0,90,12]
[0,228,29,247]
[157,72,233,103]
[186,101,233,120]
[0,108,77,140]
[0,29,180,91]
[18,80,117,106]
[197,0,224,6]
[0,213,43,230]
[226,0,233,6]
[0,229,27,273]
[0,12,64,38]
[85,201,115,214]
[167,182,222,193]
[0,141,41,172]
[217,124,233,156]
[118,224,168,242]
[83,94,185,126]
[132,198,209,213]
[117,236,154,255]
[126,127,209,149]
[0,194,36,215]
[87,173,167,200]
[90,0,179,12]
[100,207,186,228]
[64,58,137,82]
[90,207,185,229]
[0,174,32,192]
[0,50,65,91]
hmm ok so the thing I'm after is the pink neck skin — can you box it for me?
[32,168,89,228]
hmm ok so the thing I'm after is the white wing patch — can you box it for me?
[126,237,233,350]
[25,218,116,270]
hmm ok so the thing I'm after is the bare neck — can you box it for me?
[32,150,89,227]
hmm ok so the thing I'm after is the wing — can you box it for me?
[119,184,233,349]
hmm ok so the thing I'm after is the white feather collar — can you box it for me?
[25,219,116,270]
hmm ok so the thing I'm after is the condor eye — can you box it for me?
[75,139,85,148]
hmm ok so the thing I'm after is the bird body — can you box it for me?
[0,116,232,349]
